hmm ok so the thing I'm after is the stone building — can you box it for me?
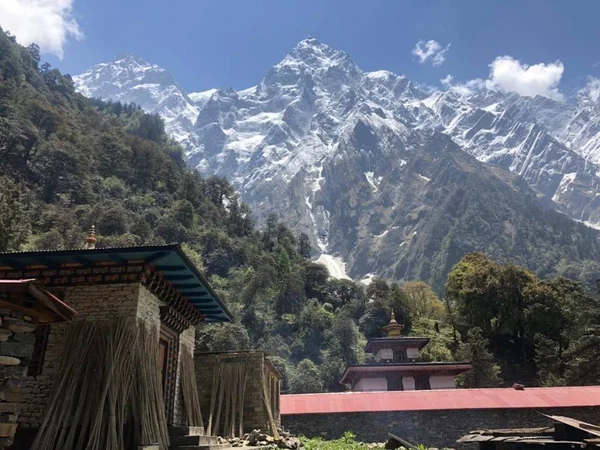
[340,312,471,391]
[195,350,281,437]
[0,239,232,449]
[0,279,77,449]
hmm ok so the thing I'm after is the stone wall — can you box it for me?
[137,284,161,327]
[19,283,143,427]
[16,281,198,433]
[283,407,600,448]
[0,309,38,448]
[195,351,281,435]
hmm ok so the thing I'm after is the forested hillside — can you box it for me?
[1,29,600,392]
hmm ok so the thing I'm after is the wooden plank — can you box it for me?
[478,427,554,436]
[388,432,417,449]
[457,435,495,443]
[541,414,600,438]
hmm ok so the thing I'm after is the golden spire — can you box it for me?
[84,225,96,250]
[382,309,404,337]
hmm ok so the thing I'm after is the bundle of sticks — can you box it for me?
[206,358,279,439]
[31,318,169,450]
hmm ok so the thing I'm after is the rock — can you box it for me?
[0,423,17,437]
[0,356,20,366]
[4,321,36,333]
[0,342,34,358]
[4,392,23,403]
[10,311,23,319]
[280,437,301,450]
[0,403,18,413]
[13,333,36,345]
[0,366,27,379]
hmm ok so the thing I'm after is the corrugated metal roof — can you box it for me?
[281,386,600,415]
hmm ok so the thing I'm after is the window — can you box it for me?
[28,325,50,377]
[393,349,407,362]
[415,376,431,390]
[388,376,404,391]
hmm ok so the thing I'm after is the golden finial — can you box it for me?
[84,225,96,250]
[383,309,404,337]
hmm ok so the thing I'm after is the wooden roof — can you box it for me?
[0,279,78,323]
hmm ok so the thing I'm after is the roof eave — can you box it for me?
[172,244,233,322]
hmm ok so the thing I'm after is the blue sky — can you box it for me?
[2,0,600,97]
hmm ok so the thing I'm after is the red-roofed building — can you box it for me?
[281,386,600,415]
[280,387,600,448]
[340,312,471,391]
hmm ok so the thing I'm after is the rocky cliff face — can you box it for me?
[74,39,600,285]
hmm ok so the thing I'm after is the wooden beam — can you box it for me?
[0,299,56,323]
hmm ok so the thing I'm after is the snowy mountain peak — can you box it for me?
[266,38,362,89]
[74,55,197,142]
[75,38,600,282]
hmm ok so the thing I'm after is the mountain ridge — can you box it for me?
[73,38,600,286]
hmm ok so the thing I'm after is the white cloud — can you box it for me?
[440,74,486,96]
[486,56,564,100]
[579,77,600,102]
[440,74,454,87]
[0,0,82,59]
[441,56,565,100]
[412,40,450,67]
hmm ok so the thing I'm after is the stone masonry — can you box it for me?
[283,407,600,448]
[18,283,144,428]
[18,282,198,432]
[0,309,38,448]
[195,351,281,435]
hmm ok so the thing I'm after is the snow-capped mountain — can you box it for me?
[73,54,199,142]
[74,39,600,285]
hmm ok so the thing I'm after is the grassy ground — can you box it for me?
[301,432,386,449]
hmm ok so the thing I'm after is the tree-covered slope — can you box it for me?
[0,28,373,392]
[2,29,600,391]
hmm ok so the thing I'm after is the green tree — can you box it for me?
[455,327,501,388]
[289,359,324,393]
[0,177,29,251]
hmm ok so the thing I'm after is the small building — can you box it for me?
[280,386,600,448]
[340,312,471,391]
[195,350,282,438]
[0,232,232,450]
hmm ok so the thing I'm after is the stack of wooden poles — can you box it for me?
[206,357,279,439]
[31,318,170,450]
